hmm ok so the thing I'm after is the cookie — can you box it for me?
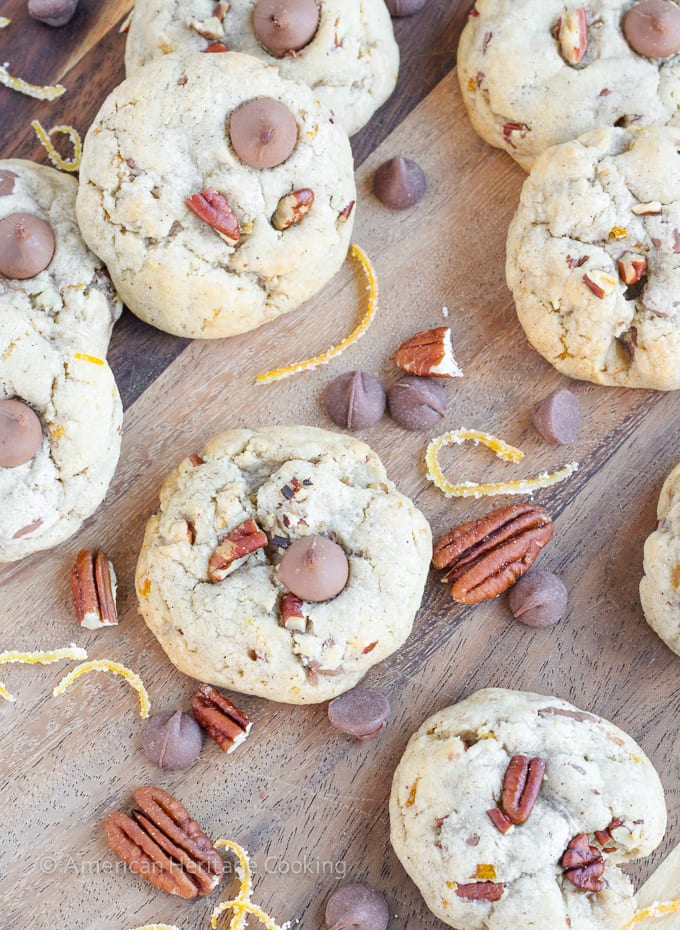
[458,0,680,171]
[76,51,357,340]
[0,160,122,562]
[506,126,680,390]
[390,688,666,930]
[124,0,399,136]
[640,462,680,654]
[135,426,432,704]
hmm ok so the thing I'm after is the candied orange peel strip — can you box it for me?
[0,645,88,704]
[31,119,82,172]
[256,243,378,384]
[620,900,680,929]
[74,352,105,365]
[0,63,66,100]
[52,659,151,718]
[425,428,578,499]
[211,840,283,930]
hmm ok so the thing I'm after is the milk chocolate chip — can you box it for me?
[373,156,427,210]
[229,98,298,169]
[0,170,17,197]
[278,535,349,602]
[532,389,581,445]
[28,0,79,26]
[0,399,43,468]
[386,0,427,14]
[326,371,386,430]
[388,376,446,430]
[325,884,390,930]
[253,0,320,57]
[142,710,204,770]
[0,212,55,279]
[623,0,680,58]
[508,569,568,628]
[328,688,390,740]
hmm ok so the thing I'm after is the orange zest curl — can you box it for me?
[425,428,578,499]
[256,243,377,384]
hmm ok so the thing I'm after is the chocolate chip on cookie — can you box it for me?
[229,97,298,169]
[0,212,55,279]
[278,534,349,601]
[0,399,43,468]
[253,0,320,57]
[624,0,680,59]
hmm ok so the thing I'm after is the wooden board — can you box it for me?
[2,3,680,929]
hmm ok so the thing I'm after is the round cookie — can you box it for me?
[640,462,680,653]
[506,126,680,390]
[76,52,357,340]
[124,0,399,137]
[135,426,432,703]
[0,161,122,562]
[458,0,680,171]
[390,688,666,930]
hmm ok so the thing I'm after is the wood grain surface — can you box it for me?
[2,3,680,930]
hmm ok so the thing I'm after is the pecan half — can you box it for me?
[186,188,240,244]
[208,518,268,582]
[502,121,529,149]
[500,755,546,825]
[556,8,588,65]
[432,504,554,604]
[393,326,462,379]
[272,189,314,231]
[105,786,223,899]
[192,683,252,752]
[204,40,228,51]
[71,548,118,629]
[280,593,306,632]
[455,881,504,902]
[187,15,224,39]
[562,834,605,892]
[617,252,647,286]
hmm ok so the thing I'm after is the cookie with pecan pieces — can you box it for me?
[641,461,680,654]
[124,0,398,137]
[76,51,356,340]
[136,426,431,703]
[458,0,680,171]
[390,688,666,930]
[507,126,680,390]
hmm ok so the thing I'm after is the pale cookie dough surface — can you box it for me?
[0,162,122,563]
[390,688,666,930]
[640,462,680,654]
[506,127,680,389]
[76,52,356,340]
[458,0,680,171]
[136,427,432,704]
[124,0,399,136]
